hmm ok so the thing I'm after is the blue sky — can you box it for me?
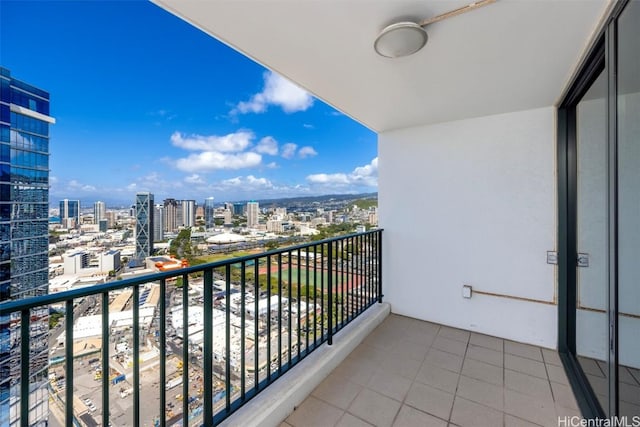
[1,0,377,206]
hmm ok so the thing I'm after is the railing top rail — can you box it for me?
[0,229,382,314]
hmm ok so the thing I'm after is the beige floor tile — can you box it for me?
[450,396,503,427]
[336,413,374,427]
[504,370,553,401]
[377,353,423,380]
[348,389,401,427]
[461,358,503,386]
[546,363,569,385]
[405,382,455,420]
[550,382,578,410]
[280,422,294,427]
[438,326,470,343]
[432,336,468,357]
[415,362,460,394]
[505,341,543,362]
[313,373,363,410]
[469,333,503,352]
[392,405,447,427]
[466,344,503,368]
[366,370,412,402]
[505,354,547,380]
[554,403,582,419]
[333,358,377,386]
[286,395,344,427]
[402,328,438,347]
[629,367,640,384]
[584,373,609,396]
[425,348,464,373]
[390,338,431,362]
[504,414,543,427]
[504,389,558,427]
[456,375,503,411]
[541,348,563,367]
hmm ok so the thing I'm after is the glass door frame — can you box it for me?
[557,0,630,418]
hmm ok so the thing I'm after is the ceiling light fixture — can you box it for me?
[373,0,496,58]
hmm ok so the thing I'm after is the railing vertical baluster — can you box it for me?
[277,253,282,375]
[159,279,167,427]
[203,268,213,426]
[287,251,292,368]
[327,241,333,346]
[182,273,189,425]
[378,231,383,303]
[240,262,246,401]
[360,234,364,313]
[368,232,373,305]
[254,260,259,392]
[296,249,301,360]
[305,246,309,354]
[266,255,271,382]
[133,285,140,426]
[101,292,110,427]
[341,238,345,326]
[65,299,74,426]
[320,244,324,343]
[225,264,231,413]
[20,309,30,427]
[313,244,317,347]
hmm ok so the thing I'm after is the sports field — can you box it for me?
[258,265,364,292]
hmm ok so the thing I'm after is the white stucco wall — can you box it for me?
[379,106,558,348]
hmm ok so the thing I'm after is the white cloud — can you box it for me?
[184,174,205,184]
[221,175,274,190]
[68,179,97,192]
[306,173,350,185]
[281,143,297,159]
[255,136,279,155]
[175,152,262,172]
[306,157,378,188]
[298,146,318,159]
[266,162,278,169]
[171,131,253,152]
[232,71,314,115]
[303,124,314,129]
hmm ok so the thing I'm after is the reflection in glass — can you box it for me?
[575,69,609,413]
[616,0,640,417]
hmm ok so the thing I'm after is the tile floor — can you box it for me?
[283,314,583,427]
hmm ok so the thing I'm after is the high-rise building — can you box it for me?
[135,192,154,261]
[59,198,80,229]
[106,210,117,228]
[94,200,106,225]
[246,201,259,228]
[163,198,178,232]
[153,204,164,242]
[233,203,244,216]
[204,197,215,229]
[181,199,196,228]
[0,67,54,427]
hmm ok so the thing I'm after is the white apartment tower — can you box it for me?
[246,201,259,228]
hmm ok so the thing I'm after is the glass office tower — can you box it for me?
[135,192,154,261]
[0,67,54,426]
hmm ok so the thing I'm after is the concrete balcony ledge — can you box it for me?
[220,302,392,427]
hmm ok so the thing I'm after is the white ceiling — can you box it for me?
[152,0,610,133]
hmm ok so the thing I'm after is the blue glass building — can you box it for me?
[0,67,54,426]
[135,192,154,261]
[204,196,215,229]
[59,198,80,229]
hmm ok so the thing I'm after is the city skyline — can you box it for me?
[1,1,378,205]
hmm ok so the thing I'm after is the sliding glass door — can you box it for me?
[559,0,639,418]
[616,0,640,417]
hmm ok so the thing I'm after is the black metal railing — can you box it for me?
[0,229,382,427]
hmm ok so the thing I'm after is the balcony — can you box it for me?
[0,230,384,426]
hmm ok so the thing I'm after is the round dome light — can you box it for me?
[374,22,428,58]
